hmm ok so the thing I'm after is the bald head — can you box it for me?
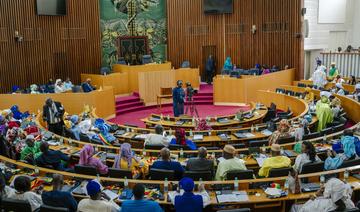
[52,174,64,190]
[198,147,207,159]
[160,147,170,161]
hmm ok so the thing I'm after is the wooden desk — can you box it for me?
[112,62,172,92]
[0,86,115,119]
[81,73,129,95]
[294,80,355,93]
[214,69,295,105]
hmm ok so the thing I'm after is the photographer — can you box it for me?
[43,98,65,135]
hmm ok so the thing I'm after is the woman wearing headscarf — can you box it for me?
[223,57,233,71]
[10,105,29,120]
[69,115,81,140]
[332,83,345,95]
[316,91,334,132]
[170,128,197,150]
[30,84,40,94]
[268,119,293,145]
[113,143,148,178]
[303,87,314,102]
[293,141,321,173]
[291,177,355,212]
[54,79,66,93]
[330,97,343,121]
[79,144,108,175]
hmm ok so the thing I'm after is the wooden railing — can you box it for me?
[320,52,360,77]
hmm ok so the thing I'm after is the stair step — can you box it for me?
[116,101,144,110]
[116,105,148,114]
[116,96,140,104]
[193,96,213,101]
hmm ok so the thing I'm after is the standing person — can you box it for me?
[312,60,327,89]
[205,55,215,84]
[172,80,185,117]
[42,174,78,212]
[316,92,334,132]
[42,98,65,135]
[328,62,339,81]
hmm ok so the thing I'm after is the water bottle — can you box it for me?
[192,117,195,125]
[160,114,163,120]
[169,128,173,135]
[322,135,327,143]
[284,179,289,193]
[255,125,259,132]
[142,148,146,157]
[96,174,101,183]
[180,148,184,158]
[126,127,130,133]
[167,115,170,120]
[344,169,349,183]
[251,125,254,132]
[199,178,203,191]
[320,174,325,185]
[189,130,193,137]
[59,138,64,146]
[280,147,284,155]
[164,178,169,192]
[261,144,266,154]
[234,177,239,191]
[124,176,129,189]
[34,165,39,175]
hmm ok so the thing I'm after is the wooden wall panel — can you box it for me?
[0,0,101,93]
[167,0,304,79]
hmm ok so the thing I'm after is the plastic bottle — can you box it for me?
[320,174,325,185]
[344,169,349,183]
[164,178,169,192]
[251,125,254,132]
[142,148,146,157]
[189,129,193,137]
[261,144,266,154]
[124,176,129,189]
[234,177,239,191]
[199,178,203,191]
[284,178,289,193]
[180,148,184,158]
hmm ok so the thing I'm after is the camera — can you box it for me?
[186,82,197,100]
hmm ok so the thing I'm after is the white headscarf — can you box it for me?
[323,178,353,203]
[320,91,332,98]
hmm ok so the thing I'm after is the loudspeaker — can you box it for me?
[301,8,307,16]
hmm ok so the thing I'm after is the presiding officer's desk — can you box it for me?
[0,86,115,119]
[81,73,129,95]
[1,154,359,212]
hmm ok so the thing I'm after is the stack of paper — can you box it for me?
[243,133,255,138]
[193,134,204,140]
[216,191,249,203]
[261,129,273,136]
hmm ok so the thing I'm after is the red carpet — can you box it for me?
[110,104,250,128]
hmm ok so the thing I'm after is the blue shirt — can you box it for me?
[170,139,197,150]
[172,87,185,104]
[121,199,163,212]
[151,160,184,179]
[42,190,78,212]
[175,192,203,212]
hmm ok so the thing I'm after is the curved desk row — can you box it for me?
[0,86,115,120]
[294,80,356,93]
[0,155,359,211]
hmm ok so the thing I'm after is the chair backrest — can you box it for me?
[149,168,175,180]
[249,140,268,147]
[229,143,246,149]
[144,144,164,150]
[217,208,251,212]
[300,161,324,174]
[142,55,152,64]
[277,136,295,144]
[268,167,292,177]
[160,87,172,95]
[79,133,90,142]
[108,168,132,179]
[40,205,69,212]
[1,198,32,212]
[169,144,191,150]
[303,132,321,140]
[184,170,212,181]
[226,169,254,180]
[340,158,360,168]
[74,164,98,175]
[181,61,190,68]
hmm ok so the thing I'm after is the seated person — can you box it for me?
[8,176,42,212]
[268,119,293,145]
[77,180,120,212]
[324,149,344,170]
[54,79,66,93]
[92,118,117,145]
[144,125,171,147]
[330,97,344,122]
[333,75,345,84]
[316,91,334,132]
[186,147,213,173]
[215,145,247,180]
[45,79,55,93]
[20,135,42,164]
[332,83,345,95]
[0,172,15,199]
[78,144,108,175]
[172,177,210,212]
[293,141,321,173]
[258,144,291,177]
[42,174,77,212]
[63,77,73,91]
[113,143,148,179]
[69,115,81,140]
[261,64,270,75]
[121,183,163,212]
[30,84,40,94]
[303,87,314,102]
[291,177,355,212]
[35,141,70,171]
[10,105,29,120]
[151,147,184,180]
[170,128,197,150]
[82,78,96,93]
[340,129,357,160]
[351,83,360,101]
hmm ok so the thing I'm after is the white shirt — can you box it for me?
[293,153,321,173]
[144,133,171,147]
[312,69,327,88]
[77,198,120,212]
[55,85,66,93]
[8,191,42,212]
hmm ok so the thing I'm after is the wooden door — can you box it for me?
[202,45,217,81]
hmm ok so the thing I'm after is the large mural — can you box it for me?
[100,0,167,67]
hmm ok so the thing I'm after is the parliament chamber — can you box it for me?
[1,0,360,212]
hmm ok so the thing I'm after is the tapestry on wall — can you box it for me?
[100,0,167,67]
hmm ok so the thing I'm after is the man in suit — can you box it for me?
[81,78,96,93]
[205,55,215,84]
[43,98,65,135]
[172,80,185,117]
[186,147,213,174]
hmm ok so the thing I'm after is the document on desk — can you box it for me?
[243,133,255,138]
[217,191,249,203]
[255,154,268,167]
[261,129,273,136]
[193,134,204,140]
